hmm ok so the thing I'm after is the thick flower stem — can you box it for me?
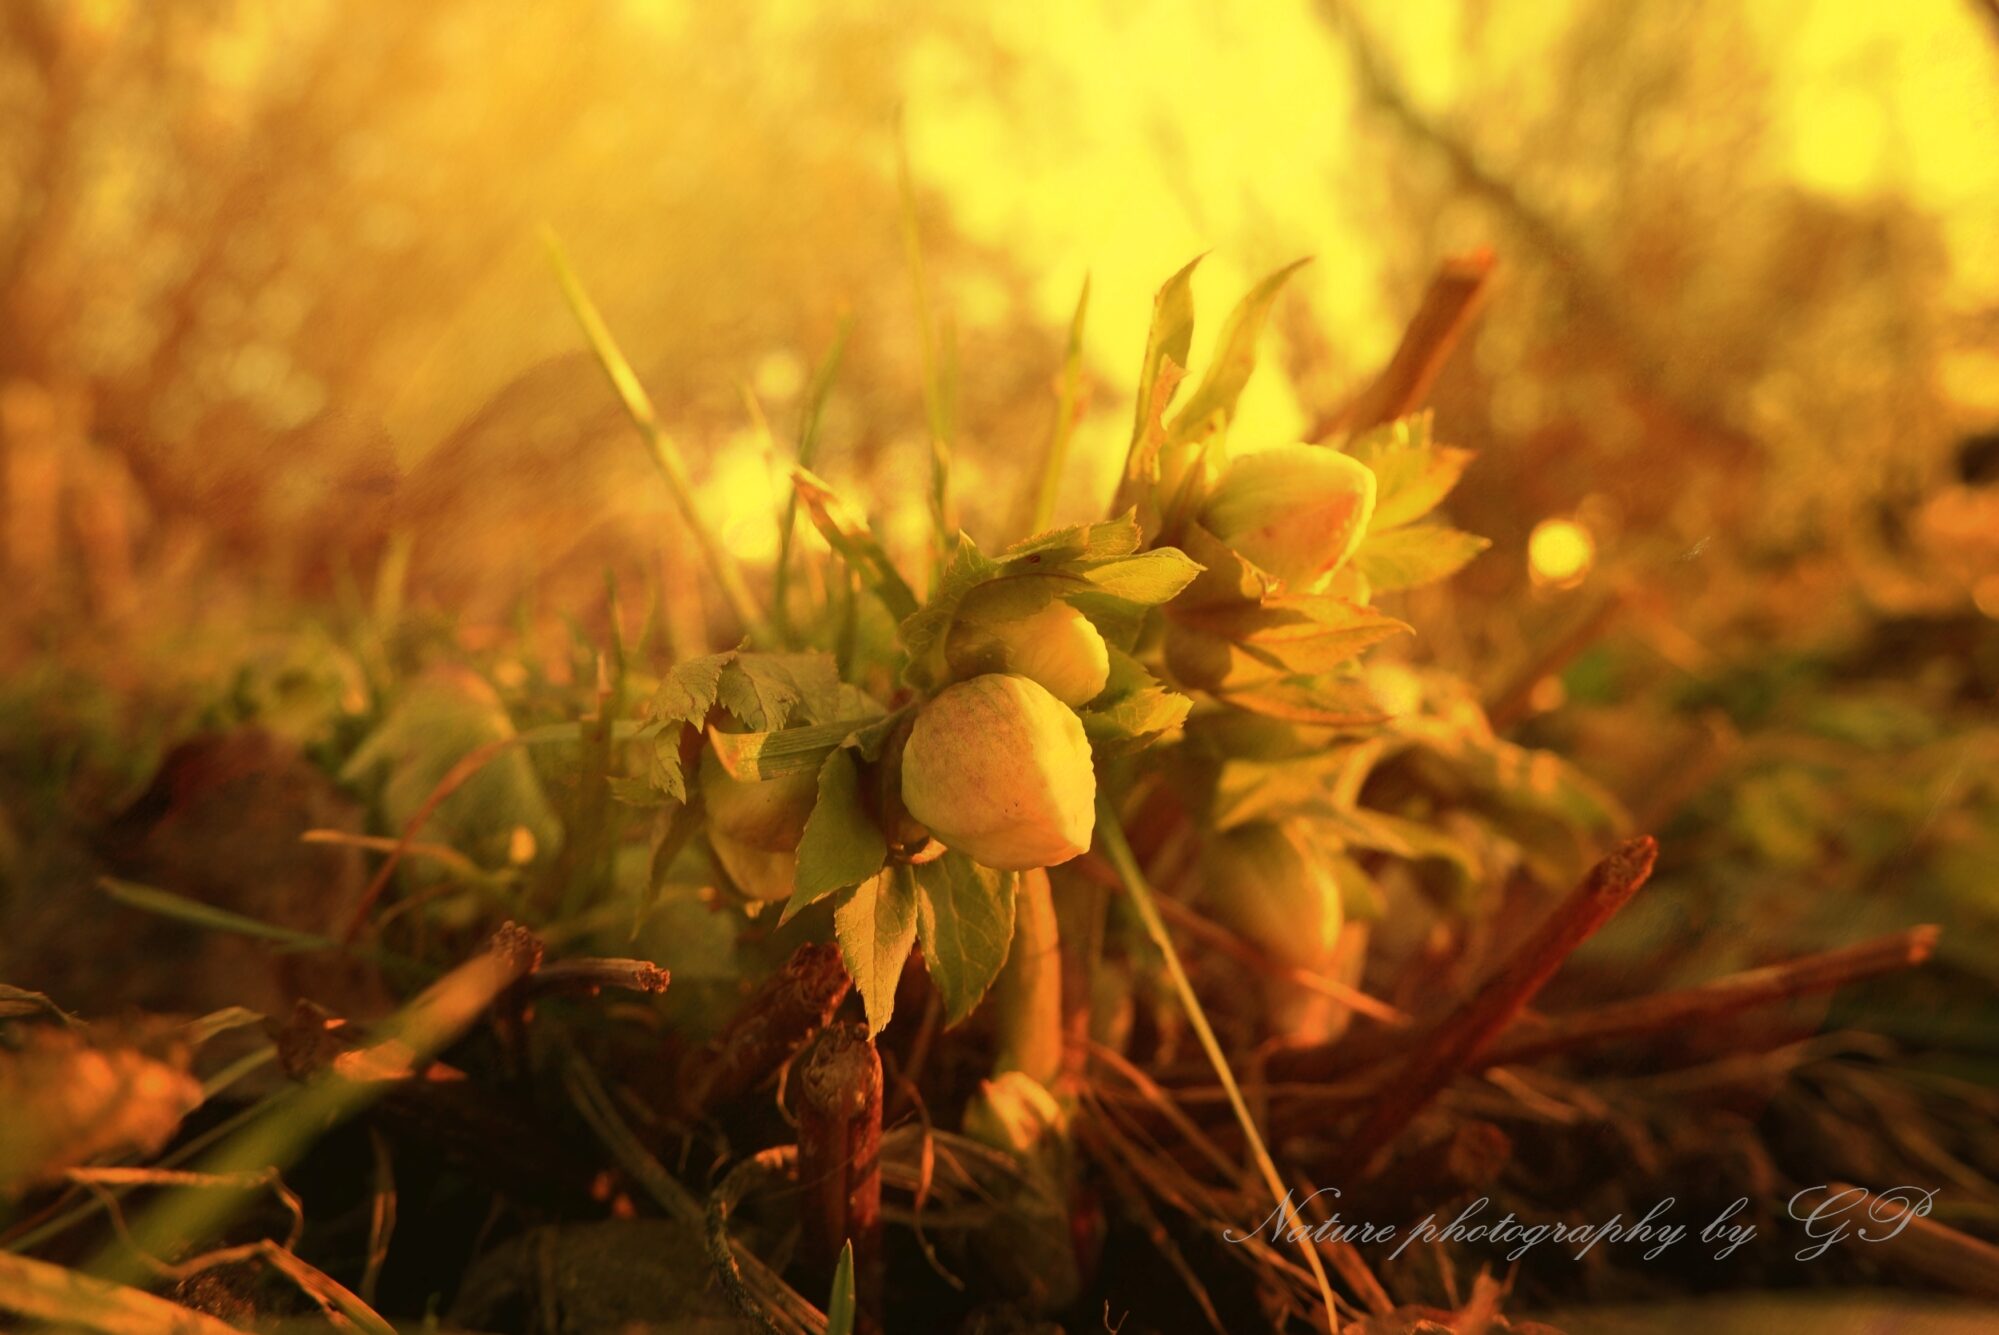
[990,867,1063,1086]
[793,1022,883,1334]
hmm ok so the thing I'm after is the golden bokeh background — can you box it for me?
[4,0,1999,784]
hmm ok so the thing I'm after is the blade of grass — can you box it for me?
[0,1252,253,1335]
[895,122,955,554]
[825,1241,857,1335]
[1095,797,1342,1334]
[86,927,544,1289]
[543,230,771,642]
[776,317,854,642]
[1027,275,1090,536]
[99,878,426,983]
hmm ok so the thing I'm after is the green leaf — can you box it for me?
[1079,648,1193,753]
[1343,413,1474,530]
[1001,514,1143,563]
[1124,254,1203,463]
[786,750,887,922]
[898,536,1002,688]
[793,466,920,622]
[1176,596,1410,676]
[1071,548,1204,604]
[913,856,1018,1027]
[1220,676,1390,727]
[647,728,690,803]
[1352,524,1491,594]
[826,1241,857,1335]
[708,717,880,782]
[834,867,919,1035]
[1080,686,1192,754]
[651,653,731,726]
[1325,851,1385,923]
[1166,257,1310,445]
[716,653,839,732]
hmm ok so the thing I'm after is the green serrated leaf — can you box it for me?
[1166,257,1310,445]
[786,750,887,923]
[1343,413,1474,530]
[1001,514,1143,563]
[1080,685,1193,754]
[1177,596,1411,676]
[898,535,1000,689]
[1071,548,1204,605]
[647,728,690,802]
[834,867,919,1035]
[914,856,1018,1027]
[1221,676,1390,727]
[716,653,839,731]
[1081,646,1194,752]
[1353,524,1491,594]
[652,653,731,726]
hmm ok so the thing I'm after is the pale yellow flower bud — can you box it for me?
[901,674,1096,870]
[1199,444,1376,585]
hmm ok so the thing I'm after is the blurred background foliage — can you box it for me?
[2,0,1997,1020]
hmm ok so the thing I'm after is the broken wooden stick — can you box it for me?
[1482,926,1940,1070]
[793,1022,883,1335]
[1311,249,1495,440]
[676,941,851,1119]
[1334,837,1657,1180]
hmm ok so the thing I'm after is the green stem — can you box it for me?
[1094,797,1342,1334]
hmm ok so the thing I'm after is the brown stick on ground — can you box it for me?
[1803,1183,1999,1301]
[793,1022,884,1335]
[1481,926,1941,1070]
[1310,250,1495,440]
[1334,837,1657,1181]
[677,941,850,1119]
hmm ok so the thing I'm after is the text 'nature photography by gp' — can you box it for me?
[2,4,1998,1334]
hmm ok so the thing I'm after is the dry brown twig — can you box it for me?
[1483,926,1941,1069]
[1310,250,1495,441]
[1335,836,1658,1180]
